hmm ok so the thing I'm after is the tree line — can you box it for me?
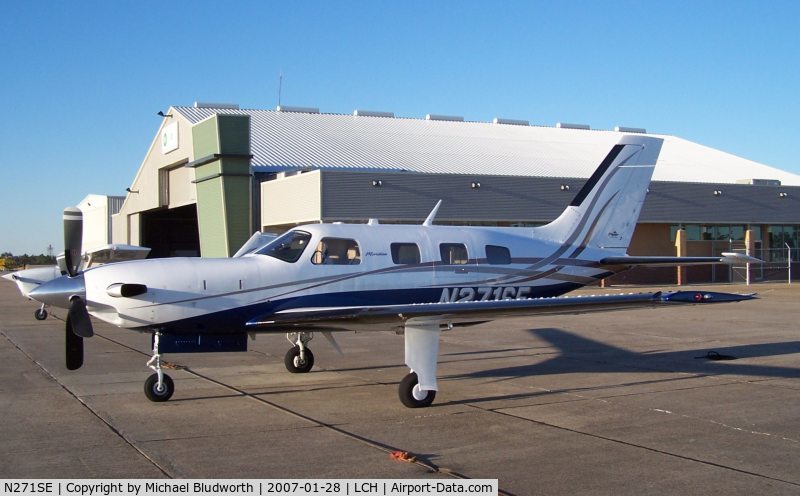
[1,253,57,269]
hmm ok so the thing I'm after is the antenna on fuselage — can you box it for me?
[422,200,442,227]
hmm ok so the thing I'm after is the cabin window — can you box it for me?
[439,243,469,265]
[257,230,311,263]
[311,237,361,265]
[486,245,511,265]
[391,243,421,264]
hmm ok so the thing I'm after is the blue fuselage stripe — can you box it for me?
[152,284,581,334]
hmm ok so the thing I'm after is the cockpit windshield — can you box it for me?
[256,230,312,262]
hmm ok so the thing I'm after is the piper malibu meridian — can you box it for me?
[28,135,759,407]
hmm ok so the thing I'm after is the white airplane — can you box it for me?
[3,238,150,320]
[27,135,758,407]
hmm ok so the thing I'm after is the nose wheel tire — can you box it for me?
[34,308,48,320]
[144,373,174,402]
[399,372,436,408]
[284,345,314,373]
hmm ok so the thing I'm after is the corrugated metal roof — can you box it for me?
[174,106,800,185]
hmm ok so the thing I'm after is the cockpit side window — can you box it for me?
[256,230,311,262]
[311,237,361,265]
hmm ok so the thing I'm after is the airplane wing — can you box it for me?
[246,290,756,333]
[600,252,761,267]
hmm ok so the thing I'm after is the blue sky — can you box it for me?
[1,1,798,255]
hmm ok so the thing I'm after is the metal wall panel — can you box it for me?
[261,171,322,227]
[320,171,800,225]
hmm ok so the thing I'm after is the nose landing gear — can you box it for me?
[144,332,174,402]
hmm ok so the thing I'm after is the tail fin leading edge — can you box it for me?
[537,135,663,255]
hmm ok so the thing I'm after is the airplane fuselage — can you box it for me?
[81,222,619,334]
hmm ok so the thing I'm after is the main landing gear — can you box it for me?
[399,372,436,408]
[284,332,314,373]
[144,332,174,402]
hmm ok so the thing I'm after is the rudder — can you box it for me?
[536,135,663,255]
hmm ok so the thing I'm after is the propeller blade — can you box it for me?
[65,315,84,370]
[63,207,83,277]
[68,297,94,338]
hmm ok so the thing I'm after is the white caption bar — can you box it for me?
[2,480,499,496]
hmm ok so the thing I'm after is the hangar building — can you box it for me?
[111,103,800,284]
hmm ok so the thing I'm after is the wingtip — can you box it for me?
[662,290,758,303]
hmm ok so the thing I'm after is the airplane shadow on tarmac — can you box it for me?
[439,327,800,405]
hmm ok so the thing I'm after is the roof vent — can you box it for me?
[426,114,464,122]
[353,110,395,118]
[556,122,590,130]
[193,102,240,109]
[736,179,782,186]
[614,126,647,134]
[493,117,530,126]
[276,105,320,114]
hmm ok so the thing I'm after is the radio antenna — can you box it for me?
[277,70,283,107]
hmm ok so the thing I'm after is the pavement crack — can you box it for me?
[648,407,800,444]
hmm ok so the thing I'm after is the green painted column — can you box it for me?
[189,114,252,257]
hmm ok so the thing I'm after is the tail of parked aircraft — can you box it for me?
[536,135,663,255]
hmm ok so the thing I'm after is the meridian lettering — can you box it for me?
[440,286,532,302]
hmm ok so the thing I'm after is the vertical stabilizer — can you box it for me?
[536,135,663,255]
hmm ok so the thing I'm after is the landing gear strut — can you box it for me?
[144,332,174,402]
[284,332,314,373]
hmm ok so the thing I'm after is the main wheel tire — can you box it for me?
[144,373,174,402]
[34,308,48,320]
[399,372,436,408]
[284,346,314,373]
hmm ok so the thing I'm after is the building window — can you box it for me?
[391,243,420,264]
[672,224,753,242]
[311,238,362,265]
[770,225,798,249]
[440,243,469,265]
[485,245,511,265]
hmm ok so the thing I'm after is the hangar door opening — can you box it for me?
[141,204,200,258]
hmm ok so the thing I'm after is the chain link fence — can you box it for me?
[729,246,798,284]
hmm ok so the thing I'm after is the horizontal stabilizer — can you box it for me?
[600,253,762,267]
[720,252,763,264]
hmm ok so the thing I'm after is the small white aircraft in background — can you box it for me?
[27,135,758,407]
[3,239,150,320]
